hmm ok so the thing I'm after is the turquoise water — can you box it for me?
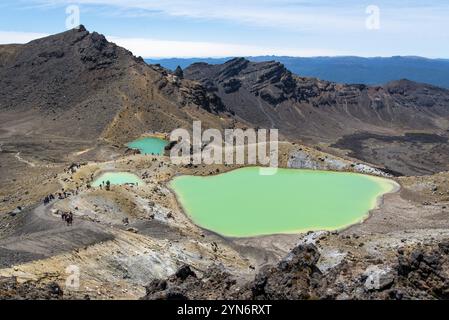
[170,167,398,237]
[92,172,143,187]
[126,137,169,156]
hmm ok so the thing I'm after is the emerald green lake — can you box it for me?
[170,167,398,237]
[126,137,168,156]
[93,172,143,187]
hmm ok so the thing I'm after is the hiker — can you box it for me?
[61,212,67,221]
[66,212,73,226]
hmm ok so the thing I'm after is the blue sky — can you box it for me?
[0,0,448,58]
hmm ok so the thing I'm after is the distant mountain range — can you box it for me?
[146,56,449,89]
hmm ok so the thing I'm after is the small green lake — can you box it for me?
[170,167,398,237]
[126,137,168,156]
[93,172,143,187]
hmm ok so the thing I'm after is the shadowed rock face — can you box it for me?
[185,58,449,175]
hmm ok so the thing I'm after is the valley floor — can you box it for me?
[1,119,449,299]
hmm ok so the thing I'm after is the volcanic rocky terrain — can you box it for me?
[185,58,449,176]
[1,27,449,300]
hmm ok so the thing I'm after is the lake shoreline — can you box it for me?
[169,166,401,238]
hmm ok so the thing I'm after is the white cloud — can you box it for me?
[107,36,340,58]
[0,31,49,44]
[31,0,365,31]
[0,30,340,57]
[30,0,449,34]
[5,1,448,57]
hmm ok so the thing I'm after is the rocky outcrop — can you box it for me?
[394,242,449,299]
[186,58,298,105]
[250,244,322,300]
[142,265,243,300]
[174,66,184,79]
[0,277,64,300]
[142,240,449,300]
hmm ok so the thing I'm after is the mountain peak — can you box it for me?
[219,57,250,78]
[225,57,249,65]
[0,27,232,144]
[185,57,298,104]
[11,26,147,72]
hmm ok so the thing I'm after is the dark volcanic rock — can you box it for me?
[0,27,141,140]
[0,277,64,300]
[222,78,242,94]
[395,242,449,299]
[142,265,242,300]
[142,240,449,300]
[250,244,322,300]
[175,265,197,280]
[174,65,184,79]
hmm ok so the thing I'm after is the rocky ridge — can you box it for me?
[185,58,449,175]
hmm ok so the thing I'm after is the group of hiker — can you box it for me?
[43,190,76,226]
[40,163,90,226]
[65,162,84,174]
[43,191,72,206]
[59,210,74,226]
[98,180,111,191]
[43,194,55,205]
